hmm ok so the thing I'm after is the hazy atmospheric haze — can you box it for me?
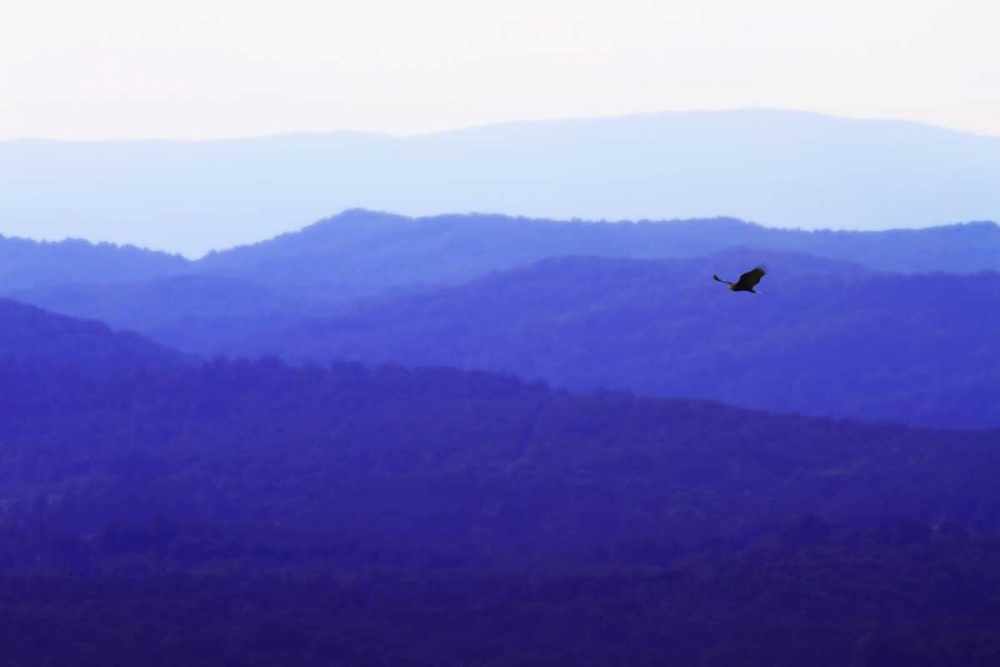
[2,0,999,140]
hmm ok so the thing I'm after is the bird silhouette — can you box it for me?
[713,265,766,293]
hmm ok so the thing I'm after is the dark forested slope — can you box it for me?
[0,310,997,665]
[2,358,998,563]
[0,298,185,369]
[1,518,998,667]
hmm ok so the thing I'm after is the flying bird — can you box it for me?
[713,265,766,293]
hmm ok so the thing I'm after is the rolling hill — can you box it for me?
[0,234,186,290]
[1,300,997,665]
[225,251,1000,429]
[2,357,999,563]
[0,298,185,369]
[5,211,999,348]
[8,209,996,304]
[194,209,1000,295]
[3,274,330,353]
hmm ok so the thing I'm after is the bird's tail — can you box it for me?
[713,274,732,285]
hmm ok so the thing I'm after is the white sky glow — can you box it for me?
[1,0,998,140]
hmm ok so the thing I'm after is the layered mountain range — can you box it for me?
[3,203,1000,664]
[4,110,1000,255]
[4,209,999,429]
[1,303,998,563]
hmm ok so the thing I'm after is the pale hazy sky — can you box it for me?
[1,0,998,140]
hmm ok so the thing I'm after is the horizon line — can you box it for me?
[3,107,1000,145]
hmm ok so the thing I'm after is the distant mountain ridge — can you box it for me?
[0,234,186,290]
[6,211,997,358]
[3,109,1000,255]
[3,209,999,298]
[195,210,1000,294]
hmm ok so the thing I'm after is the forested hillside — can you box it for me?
[5,210,999,308]
[2,357,998,560]
[1,517,998,666]
[197,210,1000,293]
[0,298,185,369]
[5,275,327,352]
[225,253,1000,429]
[0,305,998,664]
[0,234,185,290]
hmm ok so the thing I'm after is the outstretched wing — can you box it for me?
[735,265,766,289]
